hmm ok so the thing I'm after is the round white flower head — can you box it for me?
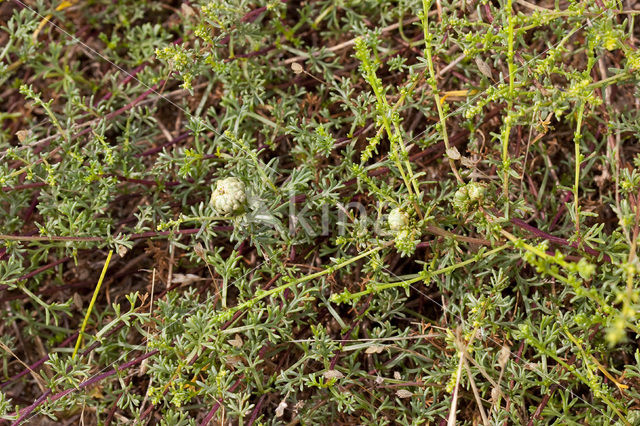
[210,177,246,215]
[467,182,486,202]
[388,208,409,231]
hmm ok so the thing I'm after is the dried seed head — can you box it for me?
[498,345,511,369]
[291,62,303,74]
[139,358,148,376]
[323,369,344,380]
[73,293,83,311]
[446,146,461,160]
[225,355,243,366]
[229,334,243,348]
[490,386,500,403]
[475,56,493,79]
[16,129,30,143]
[396,389,413,399]
[365,344,385,354]
[275,399,288,417]
[194,242,205,259]
[181,3,195,16]
[117,244,128,258]
[171,273,202,285]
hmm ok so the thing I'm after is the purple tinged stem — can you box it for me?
[548,191,572,232]
[0,256,71,292]
[510,218,610,262]
[0,333,78,389]
[11,350,159,425]
[246,394,266,426]
[199,379,243,426]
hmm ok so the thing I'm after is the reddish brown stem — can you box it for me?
[510,218,610,262]
[0,332,78,388]
[11,350,159,425]
[0,256,71,292]
[198,378,244,426]
[247,394,267,426]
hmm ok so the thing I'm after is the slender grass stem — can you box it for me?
[72,250,113,359]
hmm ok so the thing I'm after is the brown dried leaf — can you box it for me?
[73,293,83,311]
[16,129,30,143]
[229,334,243,348]
[475,56,493,79]
[365,344,385,354]
[323,370,344,380]
[396,389,413,399]
[275,400,288,418]
[171,273,203,285]
[291,62,303,74]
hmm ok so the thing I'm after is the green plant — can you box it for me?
[1,0,640,424]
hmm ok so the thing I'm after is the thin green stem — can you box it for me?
[342,244,509,301]
[573,102,585,237]
[586,71,632,90]
[19,286,51,311]
[524,327,629,425]
[180,215,229,223]
[234,243,391,311]
[421,0,463,185]
[73,250,113,358]
[0,234,103,242]
[355,37,423,216]
[233,135,278,192]
[502,0,516,213]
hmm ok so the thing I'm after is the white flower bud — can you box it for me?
[388,208,409,231]
[210,177,246,215]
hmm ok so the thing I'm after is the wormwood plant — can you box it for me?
[1,0,640,424]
